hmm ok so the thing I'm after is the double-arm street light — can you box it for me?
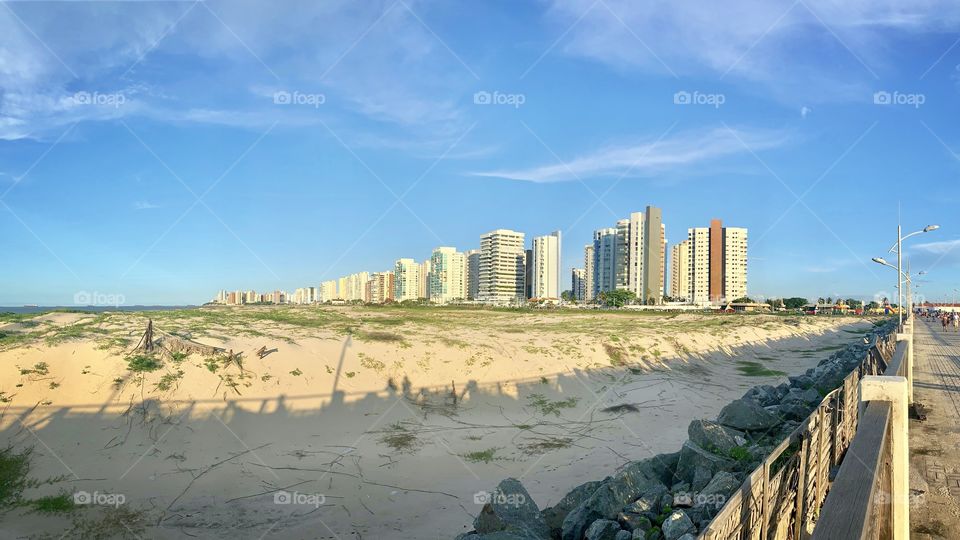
[873,224,939,328]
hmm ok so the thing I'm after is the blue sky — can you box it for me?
[3,0,960,305]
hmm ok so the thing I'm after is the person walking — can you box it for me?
[942,313,949,332]
[953,311,959,332]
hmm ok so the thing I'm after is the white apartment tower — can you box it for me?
[394,258,420,302]
[686,219,748,304]
[478,229,526,304]
[669,240,690,301]
[429,247,467,303]
[532,231,562,300]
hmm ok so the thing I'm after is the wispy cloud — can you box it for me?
[133,201,161,210]
[544,0,960,100]
[470,126,789,183]
[913,238,960,255]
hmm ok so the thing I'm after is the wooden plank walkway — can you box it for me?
[909,319,960,539]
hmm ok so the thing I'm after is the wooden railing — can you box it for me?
[698,329,898,540]
[812,328,910,539]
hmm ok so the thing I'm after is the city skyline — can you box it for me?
[3,2,960,305]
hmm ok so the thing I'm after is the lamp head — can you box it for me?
[872,257,888,265]
[924,225,940,232]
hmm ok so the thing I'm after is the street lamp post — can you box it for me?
[883,224,939,328]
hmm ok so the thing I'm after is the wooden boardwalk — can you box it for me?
[909,319,960,539]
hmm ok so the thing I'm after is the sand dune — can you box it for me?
[0,307,880,539]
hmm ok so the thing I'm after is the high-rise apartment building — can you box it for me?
[478,229,526,304]
[593,228,618,297]
[366,272,395,304]
[583,245,595,302]
[319,280,337,302]
[641,206,665,304]
[524,249,533,299]
[590,206,665,304]
[686,219,748,304]
[394,258,420,302]
[429,247,467,303]
[669,240,691,301]
[465,249,481,300]
[417,259,431,300]
[532,231,562,300]
[572,268,586,302]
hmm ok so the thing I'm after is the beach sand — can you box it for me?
[0,307,879,539]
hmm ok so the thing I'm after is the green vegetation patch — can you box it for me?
[527,393,580,416]
[462,447,500,464]
[29,493,76,513]
[736,361,786,377]
[126,354,162,373]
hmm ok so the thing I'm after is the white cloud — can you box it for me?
[133,201,161,210]
[0,0,475,141]
[470,126,788,183]
[543,0,960,100]
[913,239,960,255]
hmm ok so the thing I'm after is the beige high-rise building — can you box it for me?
[394,258,420,302]
[479,229,526,304]
[366,272,395,304]
[583,244,595,302]
[319,280,337,302]
[687,220,748,304]
[669,240,691,301]
[626,207,665,304]
[429,247,467,303]
[532,231,562,300]
[723,227,748,301]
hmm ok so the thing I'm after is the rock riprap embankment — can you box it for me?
[455,321,895,540]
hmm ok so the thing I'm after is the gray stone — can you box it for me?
[660,510,696,540]
[717,399,781,431]
[615,531,633,540]
[454,533,480,540]
[778,400,810,421]
[687,419,748,455]
[675,535,697,540]
[788,374,813,389]
[561,472,665,540]
[783,387,820,406]
[618,512,652,532]
[623,483,667,515]
[585,519,622,540]
[675,441,734,487]
[542,480,603,535]
[474,478,550,539]
[743,384,779,406]
[693,471,740,518]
